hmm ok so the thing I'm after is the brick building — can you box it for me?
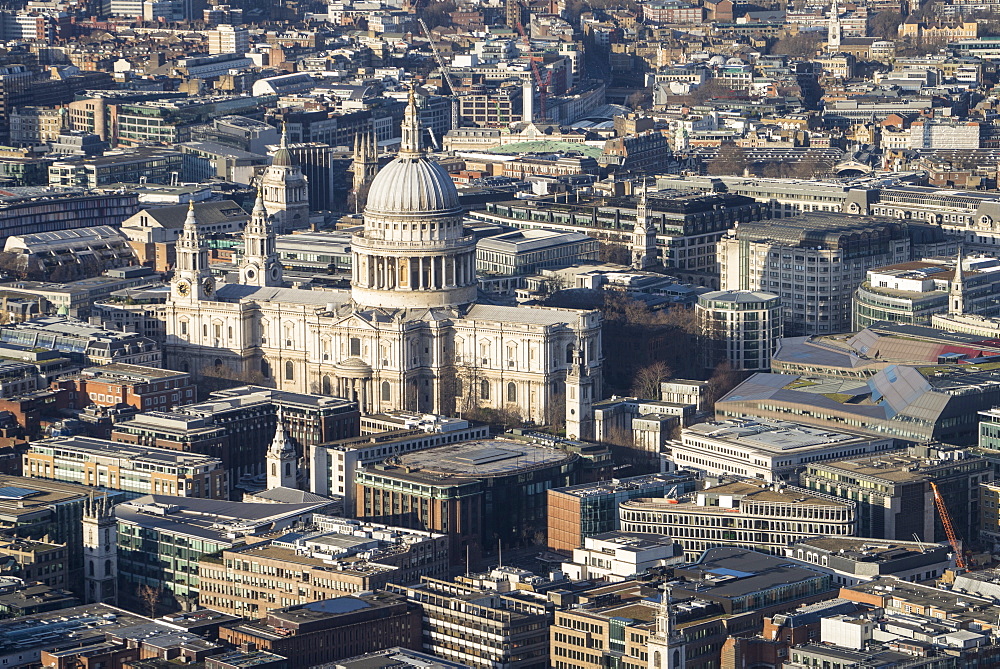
[55,364,195,412]
[218,594,421,669]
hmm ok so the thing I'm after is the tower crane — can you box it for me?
[930,481,969,570]
[418,18,460,132]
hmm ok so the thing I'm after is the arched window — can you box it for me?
[105,560,112,577]
[455,378,463,397]
[480,380,490,400]
[350,337,361,356]
[653,652,661,669]
[88,561,94,576]
[673,651,680,667]
[507,382,517,403]
[214,358,222,368]
[566,343,574,364]
[381,381,391,402]
[285,360,294,380]
[322,375,332,395]
[261,358,270,378]
[285,463,291,476]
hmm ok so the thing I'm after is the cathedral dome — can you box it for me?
[271,147,295,167]
[364,156,460,216]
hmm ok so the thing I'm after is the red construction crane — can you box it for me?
[530,59,552,122]
[930,481,968,570]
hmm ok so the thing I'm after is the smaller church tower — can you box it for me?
[241,185,283,287]
[82,494,117,605]
[632,184,658,270]
[172,201,214,302]
[648,588,685,669]
[351,129,378,213]
[262,124,310,234]
[827,0,842,50]
[565,344,593,441]
[950,246,966,316]
[267,409,298,490]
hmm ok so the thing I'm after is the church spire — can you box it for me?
[267,408,298,490]
[400,85,423,155]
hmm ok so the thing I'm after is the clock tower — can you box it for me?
[240,185,283,287]
[172,201,215,302]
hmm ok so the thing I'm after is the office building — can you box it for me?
[356,439,579,562]
[176,386,359,481]
[1,227,137,279]
[855,255,1000,328]
[696,290,782,371]
[546,472,700,552]
[675,419,895,483]
[24,436,227,499]
[272,230,353,277]
[784,537,954,586]
[386,578,550,669]
[311,414,487,510]
[115,495,329,612]
[0,603,154,669]
[333,648,471,669]
[476,229,599,283]
[217,594,421,669]
[560,532,683,581]
[0,317,160,367]
[0,190,137,241]
[619,478,856,558]
[550,549,833,669]
[48,148,185,190]
[799,444,990,543]
[716,363,1000,445]
[198,516,448,618]
[54,364,195,412]
[208,25,249,55]
[0,538,68,588]
[469,192,765,284]
[720,212,955,336]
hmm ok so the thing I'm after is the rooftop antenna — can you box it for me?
[466,544,470,578]
[498,539,502,568]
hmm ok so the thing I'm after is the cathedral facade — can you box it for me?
[163,92,602,426]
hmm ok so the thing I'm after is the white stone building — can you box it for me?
[162,91,602,424]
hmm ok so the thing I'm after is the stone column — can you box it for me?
[418,257,425,289]
[430,255,437,289]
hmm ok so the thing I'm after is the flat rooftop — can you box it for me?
[29,436,221,469]
[808,451,981,482]
[685,419,866,451]
[395,439,574,477]
[551,472,697,499]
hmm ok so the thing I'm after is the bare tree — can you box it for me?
[630,360,673,399]
[137,584,163,619]
[704,361,749,412]
[707,144,748,176]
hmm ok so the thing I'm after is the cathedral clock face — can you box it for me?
[203,278,215,296]
[245,265,257,281]
[176,280,191,297]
